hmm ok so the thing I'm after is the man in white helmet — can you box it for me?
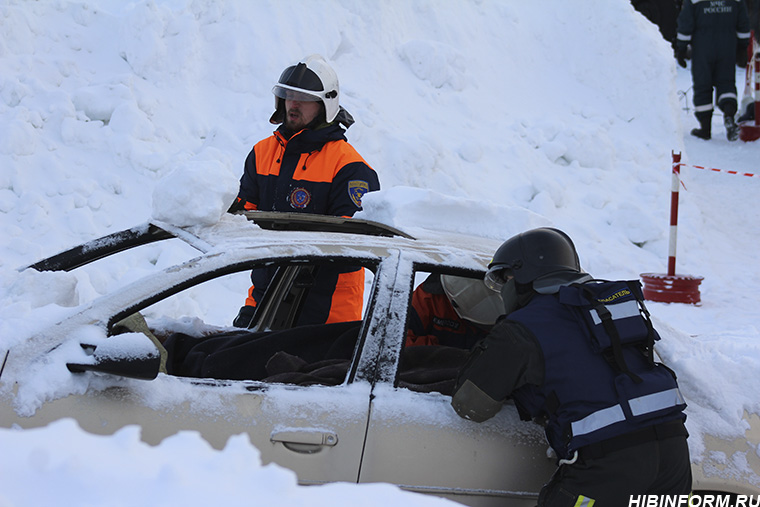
[230,55,380,328]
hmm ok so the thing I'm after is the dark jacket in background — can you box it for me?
[677,0,751,114]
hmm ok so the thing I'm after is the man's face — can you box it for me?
[284,99,322,131]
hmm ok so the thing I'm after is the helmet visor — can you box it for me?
[484,266,512,292]
[272,84,322,102]
[441,275,504,326]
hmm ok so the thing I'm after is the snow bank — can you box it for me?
[1,0,759,503]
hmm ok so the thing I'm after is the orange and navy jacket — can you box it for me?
[234,122,380,325]
[405,274,489,349]
[236,123,379,215]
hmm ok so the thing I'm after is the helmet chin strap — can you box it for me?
[335,106,354,128]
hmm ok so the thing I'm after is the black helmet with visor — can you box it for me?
[485,227,583,294]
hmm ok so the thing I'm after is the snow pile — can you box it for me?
[358,186,551,240]
[1,0,759,504]
[152,159,239,227]
[0,419,456,507]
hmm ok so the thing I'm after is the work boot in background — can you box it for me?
[725,115,740,141]
[720,100,740,141]
[691,110,712,140]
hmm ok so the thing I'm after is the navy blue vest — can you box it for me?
[508,282,686,459]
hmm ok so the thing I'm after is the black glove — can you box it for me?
[675,44,688,69]
[227,197,245,213]
[233,305,256,328]
[737,41,749,68]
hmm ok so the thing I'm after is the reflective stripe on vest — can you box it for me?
[571,404,625,438]
[571,387,685,438]
[589,299,640,325]
[574,496,595,507]
[629,388,685,417]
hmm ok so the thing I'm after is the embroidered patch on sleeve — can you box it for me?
[348,180,370,208]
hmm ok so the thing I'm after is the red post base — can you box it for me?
[739,122,760,142]
[640,273,704,304]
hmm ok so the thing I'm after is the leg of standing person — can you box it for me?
[691,52,715,140]
[716,54,740,141]
[537,437,691,505]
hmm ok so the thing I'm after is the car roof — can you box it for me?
[27,212,501,273]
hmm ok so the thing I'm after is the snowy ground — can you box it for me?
[1,1,759,505]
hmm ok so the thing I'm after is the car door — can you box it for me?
[0,248,393,487]
[0,375,375,485]
[132,252,392,485]
[357,258,558,506]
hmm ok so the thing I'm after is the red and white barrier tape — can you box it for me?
[675,163,759,179]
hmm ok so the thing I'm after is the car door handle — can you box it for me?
[270,430,338,454]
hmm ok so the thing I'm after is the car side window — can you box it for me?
[396,268,500,396]
[112,258,377,386]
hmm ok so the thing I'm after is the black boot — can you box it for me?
[725,115,739,141]
[719,99,739,141]
[690,110,712,140]
[690,126,711,140]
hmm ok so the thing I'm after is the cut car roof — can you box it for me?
[26,212,415,273]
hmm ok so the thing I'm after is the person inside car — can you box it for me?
[405,273,502,349]
[397,273,501,395]
[228,54,380,328]
[450,228,691,505]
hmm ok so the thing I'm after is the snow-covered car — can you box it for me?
[1,212,757,505]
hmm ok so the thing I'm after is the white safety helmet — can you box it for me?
[271,54,340,124]
[440,274,504,326]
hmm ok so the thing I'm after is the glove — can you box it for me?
[737,41,749,68]
[227,197,245,213]
[233,305,256,328]
[675,44,688,69]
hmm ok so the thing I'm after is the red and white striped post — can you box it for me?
[640,152,704,304]
[756,40,760,121]
[755,36,760,125]
[667,152,680,276]
[739,35,760,141]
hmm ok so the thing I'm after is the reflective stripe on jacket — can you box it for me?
[676,0,751,49]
